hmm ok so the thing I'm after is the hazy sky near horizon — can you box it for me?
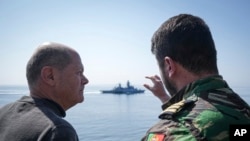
[1,0,249,88]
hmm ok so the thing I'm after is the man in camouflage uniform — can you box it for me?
[142,14,250,141]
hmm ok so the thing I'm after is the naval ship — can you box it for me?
[101,81,145,94]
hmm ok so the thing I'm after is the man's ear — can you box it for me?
[40,66,55,86]
[164,57,176,77]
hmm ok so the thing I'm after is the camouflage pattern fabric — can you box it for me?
[141,75,250,141]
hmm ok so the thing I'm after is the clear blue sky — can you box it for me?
[0,0,249,89]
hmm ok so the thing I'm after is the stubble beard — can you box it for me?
[160,68,178,96]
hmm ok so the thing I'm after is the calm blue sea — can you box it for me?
[0,85,249,141]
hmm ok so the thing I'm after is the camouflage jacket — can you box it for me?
[141,75,250,141]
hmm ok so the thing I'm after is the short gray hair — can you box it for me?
[26,42,73,87]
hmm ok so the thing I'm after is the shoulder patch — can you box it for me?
[159,99,195,119]
[147,133,165,141]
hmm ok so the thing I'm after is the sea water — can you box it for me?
[0,85,249,141]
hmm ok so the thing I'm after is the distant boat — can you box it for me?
[101,81,145,94]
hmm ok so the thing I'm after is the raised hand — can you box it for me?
[143,75,170,103]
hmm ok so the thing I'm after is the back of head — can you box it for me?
[26,42,74,89]
[151,14,218,75]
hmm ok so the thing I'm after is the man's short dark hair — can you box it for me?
[151,14,218,74]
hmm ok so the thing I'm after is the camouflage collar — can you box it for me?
[162,75,229,110]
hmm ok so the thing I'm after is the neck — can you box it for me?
[174,65,217,92]
[29,84,67,111]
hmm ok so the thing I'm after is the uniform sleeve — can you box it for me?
[141,120,197,141]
